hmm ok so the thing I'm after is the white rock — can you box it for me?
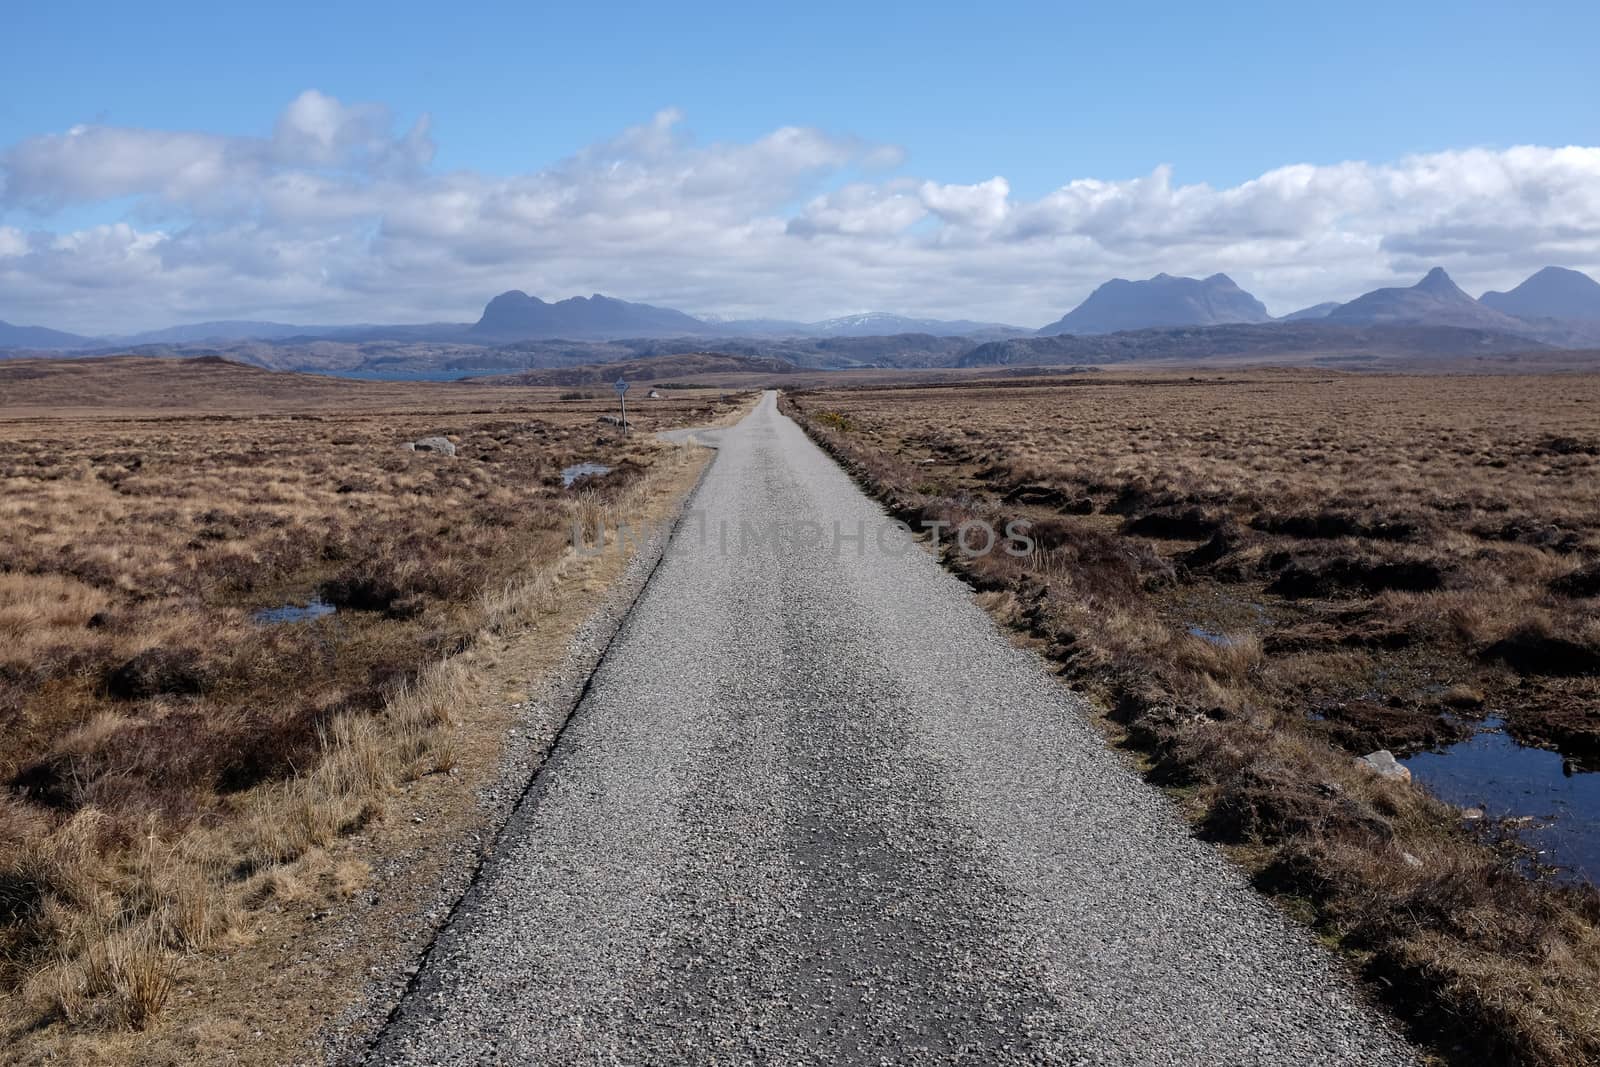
[410,436,457,456]
[1355,750,1412,783]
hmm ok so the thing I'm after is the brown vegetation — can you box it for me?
[0,357,744,1053]
[785,370,1600,1066]
[470,351,797,386]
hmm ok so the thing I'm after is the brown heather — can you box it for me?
[0,357,746,1045]
[785,369,1600,1067]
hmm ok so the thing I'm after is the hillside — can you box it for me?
[1281,302,1340,321]
[496,332,979,371]
[472,352,796,386]
[0,356,478,413]
[0,320,93,349]
[960,321,1551,367]
[804,313,1026,338]
[1038,273,1271,335]
[1325,267,1529,331]
[1480,266,1600,321]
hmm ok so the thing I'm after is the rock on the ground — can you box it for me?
[408,437,457,456]
[1356,749,1413,783]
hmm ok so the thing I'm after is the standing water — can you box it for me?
[253,597,337,624]
[562,462,612,487]
[1404,719,1600,884]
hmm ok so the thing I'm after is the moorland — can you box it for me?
[785,370,1600,1065]
[0,356,745,1061]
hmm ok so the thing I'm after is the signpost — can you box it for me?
[614,377,630,434]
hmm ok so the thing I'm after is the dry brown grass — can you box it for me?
[0,357,746,1047]
[786,369,1600,1066]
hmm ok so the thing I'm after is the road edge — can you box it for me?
[321,441,721,1065]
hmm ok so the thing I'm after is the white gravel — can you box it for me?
[369,392,1419,1065]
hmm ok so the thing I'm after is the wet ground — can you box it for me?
[253,596,338,624]
[1406,719,1600,883]
[561,461,612,487]
[1161,581,1600,885]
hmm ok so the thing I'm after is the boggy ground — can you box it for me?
[785,370,1600,1067]
[0,357,745,1059]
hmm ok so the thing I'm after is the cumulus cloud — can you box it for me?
[920,177,1011,231]
[2,91,1600,332]
[272,89,434,171]
[788,181,927,238]
[0,90,431,217]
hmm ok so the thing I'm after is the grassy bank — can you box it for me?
[783,372,1600,1066]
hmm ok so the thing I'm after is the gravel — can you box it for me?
[369,392,1419,1065]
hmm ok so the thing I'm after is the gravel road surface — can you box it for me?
[371,392,1417,1065]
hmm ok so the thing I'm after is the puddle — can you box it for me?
[561,462,612,487]
[1404,718,1600,884]
[253,597,337,624]
[1186,625,1237,647]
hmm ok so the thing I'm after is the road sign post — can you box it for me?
[614,377,630,434]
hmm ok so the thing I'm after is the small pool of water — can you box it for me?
[1404,719,1600,884]
[561,462,612,487]
[1186,625,1237,647]
[253,597,337,624]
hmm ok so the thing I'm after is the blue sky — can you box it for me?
[3,1,1599,331]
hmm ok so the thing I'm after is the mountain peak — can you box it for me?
[1039,272,1271,336]
[1326,268,1525,331]
[1414,267,1461,295]
[1480,266,1600,321]
[483,289,540,311]
[469,290,710,340]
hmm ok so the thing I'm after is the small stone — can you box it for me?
[409,436,457,456]
[1461,807,1485,821]
[1401,852,1423,869]
[1355,749,1412,783]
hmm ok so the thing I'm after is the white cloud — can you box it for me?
[3,92,1600,332]
[271,89,427,169]
[789,181,927,238]
[0,126,238,210]
[0,226,26,258]
[919,177,1010,231]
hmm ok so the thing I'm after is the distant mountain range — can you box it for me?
[468,297,1026,341]
[469,291,710,341]
[0,295,1027,353]
[5,266,1600,376]
[1038,273,1271,335]
[474,352,796,386]
[963,321,1550,368]
[800,313,1025,338]
[122,320,329,345]
[1322,267,1529,332]
[0,320,94,349]
[1032,266,1600,345]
